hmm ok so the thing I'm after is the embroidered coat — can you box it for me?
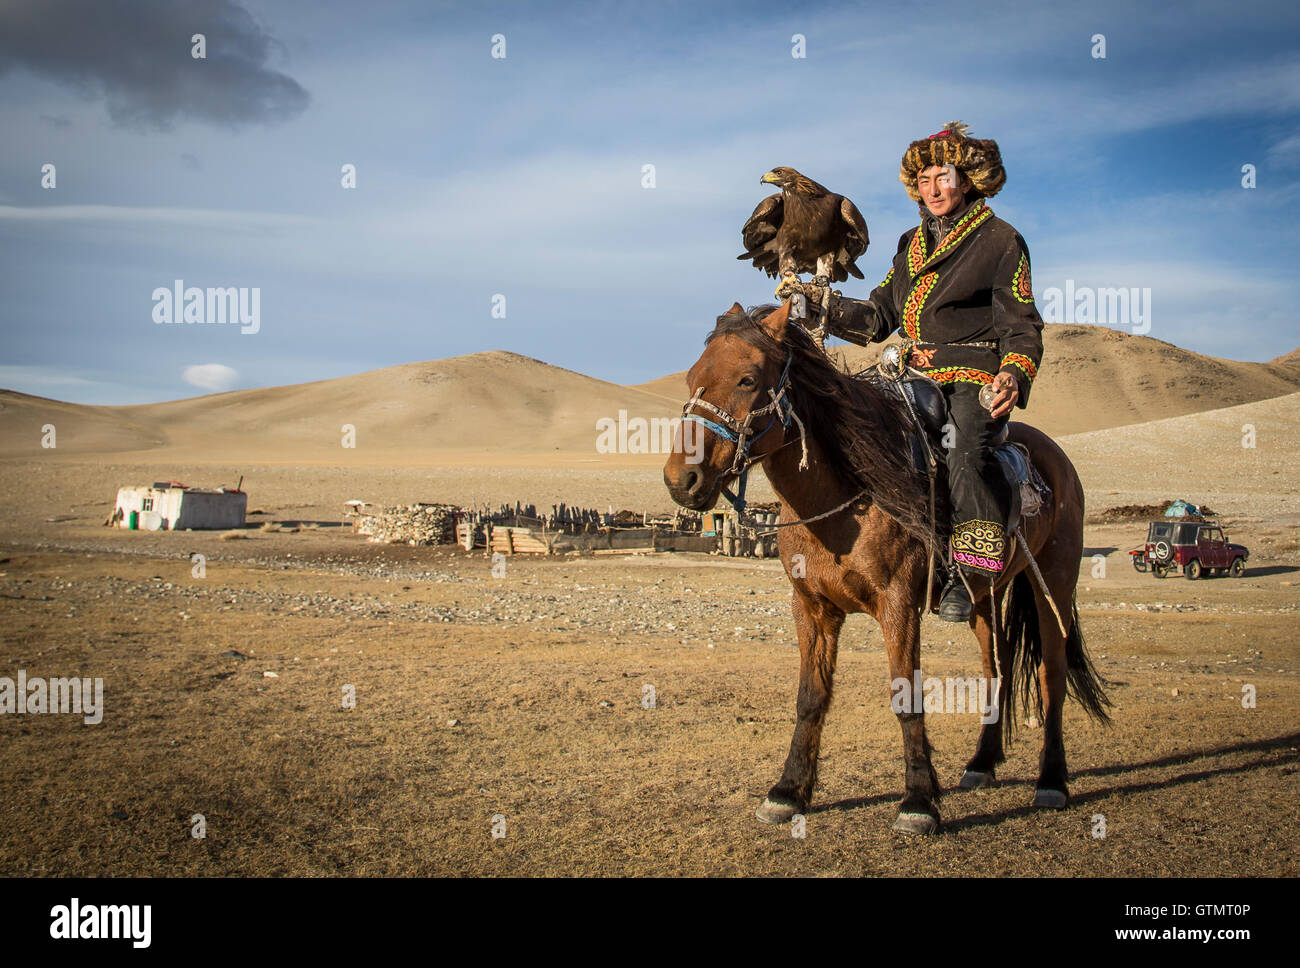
[825,198,1044,406]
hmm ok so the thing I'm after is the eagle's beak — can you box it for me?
[760,171,779,185]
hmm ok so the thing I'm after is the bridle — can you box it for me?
[682,354,803,473]
[681,354,868,529]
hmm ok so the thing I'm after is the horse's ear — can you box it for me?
[760,298,792,340]
[724,301,744,317]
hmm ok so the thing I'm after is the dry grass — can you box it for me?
[1,543,1296,877]
[0,383,1297,877]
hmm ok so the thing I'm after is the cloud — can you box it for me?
[1266,133,1300,168]
[0,203,313,233]
[0,0,309,129]
[182,363,238,392]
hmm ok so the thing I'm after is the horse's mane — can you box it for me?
[706,304,946,545]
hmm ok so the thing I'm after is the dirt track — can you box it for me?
[2,522,1296,877]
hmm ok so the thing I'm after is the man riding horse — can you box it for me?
[797,121,1044,623]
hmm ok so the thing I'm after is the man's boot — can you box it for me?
[938,566,973,622]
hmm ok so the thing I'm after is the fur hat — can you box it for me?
[899,120,1006,202]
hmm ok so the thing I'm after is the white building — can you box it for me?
[111,482,247,531]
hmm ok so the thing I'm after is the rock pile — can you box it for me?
[353,503,460,545]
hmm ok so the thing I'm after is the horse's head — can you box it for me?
[663,299,795,510]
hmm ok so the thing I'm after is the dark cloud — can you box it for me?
[0,0,309,129]
[179,152,202,169]
[39,114,73,128]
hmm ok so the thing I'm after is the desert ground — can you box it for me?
[1,325,1298,876]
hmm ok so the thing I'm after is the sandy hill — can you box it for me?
[4,330,1299,468]
[632,325,1300,437]
[1059,390,1300,520]
[632,372,690,402]
[0,351,679,464]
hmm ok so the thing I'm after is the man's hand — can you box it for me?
[774,276,825,305]
[989,371,1019,418]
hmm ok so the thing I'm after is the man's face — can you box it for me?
[916,164,970,218]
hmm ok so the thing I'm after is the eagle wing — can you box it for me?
[836,197,870,280]
[736,192,784,277]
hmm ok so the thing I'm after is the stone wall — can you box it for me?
[353,503,460,545]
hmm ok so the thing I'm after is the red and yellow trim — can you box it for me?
[914,200,992,276]
[906,228,927,276]
[1011,251,1034,304]
[908,346,937,368]
[1000,352,1037,382]
[928,365,995,387]
[901,272,938,340]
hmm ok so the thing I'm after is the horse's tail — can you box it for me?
[1001,572,1039,747]
[1063,594,1113,725]
[1001,571,1111,746]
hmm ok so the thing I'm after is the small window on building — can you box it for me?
[142,498,154,511]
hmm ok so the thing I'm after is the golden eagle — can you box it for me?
[737,167,870,289]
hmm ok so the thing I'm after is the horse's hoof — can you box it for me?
[958,769,995,790]
[1032,788,1068,809]
[892,812,939,836]
[755,798,800,825]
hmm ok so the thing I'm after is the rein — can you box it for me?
[681,353,867,531]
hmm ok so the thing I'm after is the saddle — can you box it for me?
[868,365,1051,538]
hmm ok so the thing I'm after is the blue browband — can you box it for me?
[682,414,738,442]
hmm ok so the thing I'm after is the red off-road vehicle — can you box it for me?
[1129,519,1249,580]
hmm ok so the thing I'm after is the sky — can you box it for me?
[1,0,1297,405]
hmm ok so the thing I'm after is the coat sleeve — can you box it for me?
[992,230,1044,408]
[824,231,910,346]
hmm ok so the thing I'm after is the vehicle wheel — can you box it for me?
[1186,559,1202,580]
[1230,558,1246,578]
[1132,557,1147,573]
[1152,564,1168,579]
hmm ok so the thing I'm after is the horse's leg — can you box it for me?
[1031,552,1074,809]
[756,589,844,824]
[959,583,1008,789]
[886,601,942,834]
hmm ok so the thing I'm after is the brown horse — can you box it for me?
[662,299,1110,834]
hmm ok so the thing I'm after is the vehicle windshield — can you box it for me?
[1148,522,1173,541]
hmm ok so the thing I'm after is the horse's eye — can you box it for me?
[739,376,756,389]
